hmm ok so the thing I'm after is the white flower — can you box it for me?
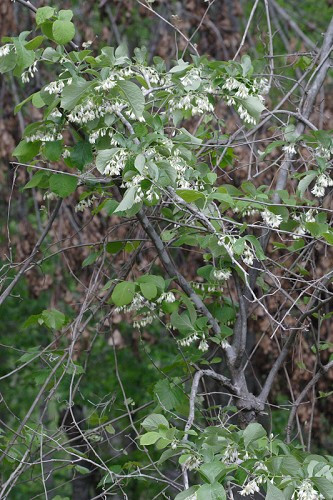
[183,455,202,471]
[213,269,232,281]
[44,80,65,94]
[237,104,256,125]
[223,444,239,463]
[235,83,249,99]
[82,40,93,48]
[104,149,129,176]
[75,196,96,213]
[198,339,209,352]
[21,61,38,83]
[156,292,176,304]
[26,127,62,143]
[95,75,117,91]
[262,209,283,228]
[292,480,323,500]
[43,191,59,201]
[223,77,240,91]
[242,243,255,266]
[282,143,297,155]
[316,173,333,187]
[239,479,260,496]
[180,68,201,89]
[311,183,325,197]
[178,333,199,347]
[0,44,13,57]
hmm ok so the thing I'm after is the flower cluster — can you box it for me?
[0,44,13,57]
[239,477,264,496]
[180,68,201,89]
[26,127,62,143]
[292,209,316,239]
[292,480,323,500]
[68,98,125,124]
[22,61,38,83]
[311,173,333,197]
[75,196,96,213]
[156,292,176,304]
[44,80,65,94]
[212,269,232,281]
[178,333,199,347]
[242,243,255,266]
[262,209,283,228]
[198,337,209,352]
[169,93,214,116]
[89,128,112,144]
[104,149,129,176]
[183,455,202,471]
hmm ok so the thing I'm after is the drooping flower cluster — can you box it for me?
[22,61,38,83]
[283,143,297,155]
[222,76,268,123]
[178,333,200,347]
[212,269,232,281]
[26,127,62,143]
[292,209,316,239]
[180,68,201,88]
[242,242,255,266]
[44,80,65,94]
[156,292,176,304]
[169,93,214,116]
[311,173,333,197]
[291,480,323,500]
[182,455,202,471]
[262,209,283,228]
[68,98,125,124]
[75,196,96,213]
[0,44,13,57]
[104,149,129,176]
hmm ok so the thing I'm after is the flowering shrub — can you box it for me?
[0,3,333,499]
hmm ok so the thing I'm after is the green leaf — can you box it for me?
[70,142,93,171]
[142,414,169,431]
[32,92,45,108]
[25,35,45,50]
[0,48,17,74]
[196,483,226,500]
[298,172,317,197]
[82,251,100,268]
[117,80,145,118]
[52,20,75,45]
[49,174,78,198]
[137,275,165,292]
[96,148,119,174]
[140,282,157,300]
[238,96,265,123]
[139,431,161,446]
[243,423,266,447]
[170,311,195,333]
[135,154,146,173]
[312,477,333,499]
[199,462,225,484]
[105,424,115,435]
[36,6,55,25]
[58,10,74,21]
[111,281,136,306]
[12,140,40,162]
[74,465,90,475]
[114,186,138,214]
[266,481,285,500]
[61,78,93,110]
[41,309,66,330]
[44,141,63,162]
[176,189,205,203]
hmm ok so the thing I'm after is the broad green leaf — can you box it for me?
[114,186,138,213]
[12,140,40,162]
[135,154,146,173]
[58,10,74,21]
[266,481,285,500]
[142,414,169,431]
[31,92,45,108]
[49,173,78,198]
[111,281,135,307]
[36,7,55,25]
[176,189,205,203]
[70,142,93,170]
[312,477,333,500]
[117,80,145,118]
[44,141,63,162]
[238,96,265,123]
[137,275,165,292]
[199,462,225,484]
[96,148,119,174]
[243,422,266,447]
[175,487,199,500]
[197,483,226,500]
[41,309,66,330]
[52,20,75,45]
[82,251,100,268]
[170,311,195,333]
[105,424,115,435]
[14,95,33,114]
[25,35,45,50]
[140,283,157,300]
[298,172,317,197]
[0,49,17,74]
[24,170,49,189]
[139,431,160,446]
[61,78,93,110]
